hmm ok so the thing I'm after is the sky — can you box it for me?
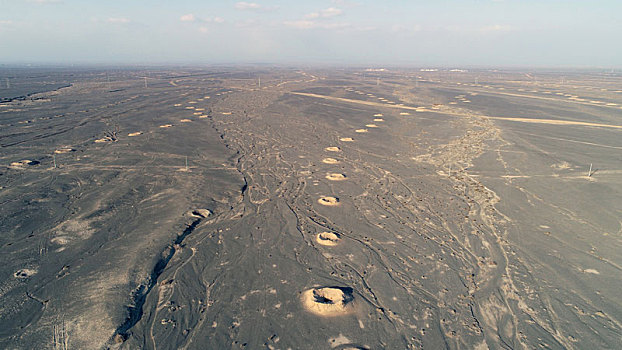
[1,0,621,67]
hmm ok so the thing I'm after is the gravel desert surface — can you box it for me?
[1,67,621,349]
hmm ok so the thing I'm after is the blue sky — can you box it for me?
[1,0,621,67]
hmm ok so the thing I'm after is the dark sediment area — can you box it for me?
[0,67,621,349]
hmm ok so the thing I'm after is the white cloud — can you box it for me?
[0,20,13,25]
[321,7,342,18]
[305,7,343,19]
[180,14,225,24]
[107,17,130,24]
[284,20,349,30]
[180,14,196,22]
[235,2,261,10]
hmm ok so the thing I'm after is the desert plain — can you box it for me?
[0,67,621,349]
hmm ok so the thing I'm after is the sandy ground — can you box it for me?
[0,67,621,349]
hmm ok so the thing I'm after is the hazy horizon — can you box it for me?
[1,0,621,68]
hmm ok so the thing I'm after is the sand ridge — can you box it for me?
[325,146,341,152]
[322,158,340,164]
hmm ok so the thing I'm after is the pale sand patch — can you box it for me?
[583,269,600,275]
[487,116,622,129]
[193,112,202,115]
[189,209,212,218]
[159,124,173,128]
[551,161,571,170]
[188,101,197,104]
[325,146,341,152]
[198,115,208,119]
[11,160,39,167]
[14,268,38,278]
[318,196,340,206]
[340,137,354,142]
[301,287,354,316]
[128,132,142,137]
[373,118,384,122]
[54,147,75,154]
[325,173,347,181]
[51,236,70,245]
[173,103,182,107]
[365,124,378,128]
[195,108,205,111]
[355,129,368,133]
[316,232,341,246]
[373,113,383,117]
[185,107,195,110]
[94,137,113,143]
[328,334,353,348]
[322,158,340,164]
[222,112,232,115]
[399,112,410,115]
[204,96,211,99]
[180,119,192,123]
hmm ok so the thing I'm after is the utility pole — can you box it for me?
[144,77,148,89]
[258,77,261,88]
[5,78,9,89]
